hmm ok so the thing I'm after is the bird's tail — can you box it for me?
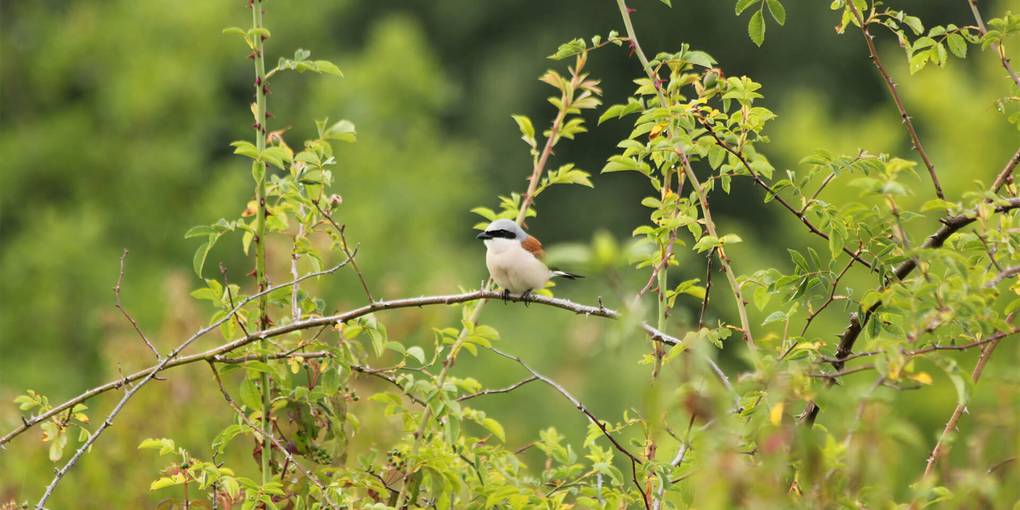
[551,269,584,280]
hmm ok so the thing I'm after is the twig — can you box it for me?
[488,345,647,507]
[800,250,858,337]
[220,265,251,338]
[694,114,875,270]
[614,0,754,354]
[829,197,1020,373]
[350,365,427,408]
[634,233,677,302]
[992,147,1020,193]
[207,363,339,509]
[846,1,945,199]
[922,329,1010,478]
[697,248,714,329]
[677,150,756,351]
[311,199,375,303]
[807,364,876,380]
[967,0,1020,89]
[986,264,1020,287]
[113,249,161,360]
[457,376,539,401]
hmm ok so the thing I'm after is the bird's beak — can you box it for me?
[476,231,492,240]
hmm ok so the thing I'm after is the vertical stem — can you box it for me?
[846,1,944,199]
[250,0,272,486]
[615,0,755,351]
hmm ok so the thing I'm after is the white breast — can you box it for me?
[484,239,552,294]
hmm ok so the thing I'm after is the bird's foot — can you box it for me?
[521,290,533,307]
[501,289,511,305]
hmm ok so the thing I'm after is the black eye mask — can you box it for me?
[477,229,518,240]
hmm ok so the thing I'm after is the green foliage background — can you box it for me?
[2,0,1019,507]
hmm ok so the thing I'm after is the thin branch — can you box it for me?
[518,104,567,225]
[615,0,753,353]
[634,233,676,302]
[986,264,1020,287]
[846,1,945,199]
[694,113,875,270]
[113,249,161,360]
[457,376,539,401]
[311,199,375,303]
[923,330,1009,478]
[800,249,859,337]
[351,365,428,408]
[967,0,1020,88]
[992,146,1020,193]
[207,363,339,510]
[829,197,1020,373]
[807,364,876,380]
[677,150,756,351]
[220,264,251,339]
[698,248,714,329]
[488,345,647,506]
[2,289,680,449]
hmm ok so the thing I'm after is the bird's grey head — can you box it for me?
[476,218,526,241]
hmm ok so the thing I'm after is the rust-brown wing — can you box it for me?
[521,235,544,260]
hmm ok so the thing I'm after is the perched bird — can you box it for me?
[476,218,582,301]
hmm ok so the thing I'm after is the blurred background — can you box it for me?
[2,0,1019,506]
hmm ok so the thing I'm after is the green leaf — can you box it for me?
[693,235,719,253]
[260,146,291,170]
[239,378,262,411]
[748,10,766,46]
[601,155,651,175]
[510,114,536,148]
[735,0,758,15]
[902,16,924,35]
[766,0,786,25]
[230,141,259,159]
[150,475,185,491]
[481,417,506,442]
[193,239,214,277]
[947,33,967,58]
[761,310,787,326]
[406,346,426,364]
[322,119,356,143]
[548,38,587,60]
[138,437,177,456]
[212,424,247,456]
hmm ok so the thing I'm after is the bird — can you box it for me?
[476,218,583,302]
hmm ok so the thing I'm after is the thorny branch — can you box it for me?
[922,328,1011,478]
[615,0,755,353]
[846,1,945,199]
[967,0,1020,89]
[694,113,876,270]
[2,289,680,449]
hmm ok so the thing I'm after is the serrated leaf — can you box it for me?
[766,0,786,25]
[947,33,967,58]
[735,0,758,15]
[748,10,766,46]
